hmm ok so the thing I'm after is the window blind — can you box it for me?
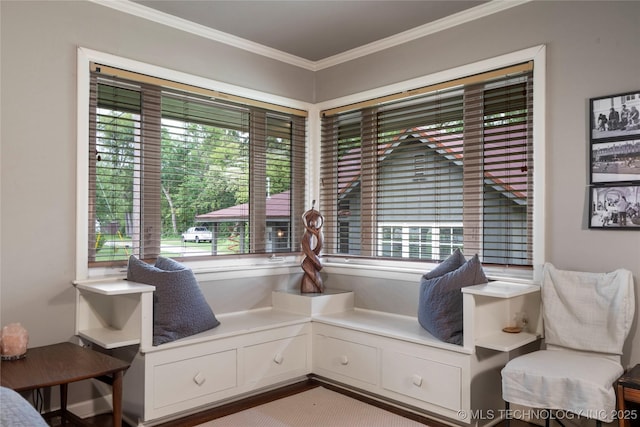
[320,64,534,267]
[88,67,306,265]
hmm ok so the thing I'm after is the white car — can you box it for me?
[181,227,213,243]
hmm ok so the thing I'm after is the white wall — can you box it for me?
[1,0,639,393]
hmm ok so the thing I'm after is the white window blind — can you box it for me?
[320,63,534,267]
[88,66,306,265]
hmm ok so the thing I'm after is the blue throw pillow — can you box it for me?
[0,387,49,427]
[127,256,220,346]
[417,254,487,345]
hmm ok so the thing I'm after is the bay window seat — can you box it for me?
[75,281,541,426]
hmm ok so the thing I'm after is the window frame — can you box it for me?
[312,46,546,282]
[76,48,313,281]
[77,46,545,283]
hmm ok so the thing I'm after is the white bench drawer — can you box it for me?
[314,334,378,385]
[382,350,462,411]
[153,348,237,408]
[244,334,308,385]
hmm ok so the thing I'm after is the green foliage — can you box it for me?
[160,122,251,235]
[94,110,138,229]
[94,102,294,256]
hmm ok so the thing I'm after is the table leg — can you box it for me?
[617,383,627,427]
[60,383,68,425]
[112,371,123,427]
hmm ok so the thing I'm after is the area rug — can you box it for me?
[198,386,428,426]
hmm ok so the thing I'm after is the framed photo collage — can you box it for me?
[589,91,640,230]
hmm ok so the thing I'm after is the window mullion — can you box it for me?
[140,84,162,259]
[250,109,267,253]
[462,84,484,257]
[525,77,535,265]
[360,108,378,257]
[320,115,338,254]
[290,115,307,253]
[88,74,99,263]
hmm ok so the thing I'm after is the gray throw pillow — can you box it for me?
[417,254,487,345]
[423,248,466,280]
[127,256,220,346]
[155,255,192,273]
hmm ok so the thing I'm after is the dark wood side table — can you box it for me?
[617,364,640,427]
[1,342,129,427]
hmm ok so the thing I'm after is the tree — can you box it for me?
[159,121,250,236]
[95,110,139,234]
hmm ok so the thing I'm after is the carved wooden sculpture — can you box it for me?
[300,201,324,293]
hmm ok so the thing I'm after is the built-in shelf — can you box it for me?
[77,327,143,349]
[75,280,155,349]
[462,280,542,351]
[75,280,155,295]
[462,281,540,298]
[475,331,539,352]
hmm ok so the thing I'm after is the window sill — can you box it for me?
[78,255,534,285]
[322,258,535,284]
[79,255,303,284]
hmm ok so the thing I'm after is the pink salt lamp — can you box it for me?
[1,322,28,359]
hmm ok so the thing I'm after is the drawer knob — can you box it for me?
[412,374,423,387]
[193,372,206,386]
[340,355,349,365]
[274,354,284,365]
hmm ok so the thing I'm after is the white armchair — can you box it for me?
[501,263,635,426]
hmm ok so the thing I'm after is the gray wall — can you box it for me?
[1,0,639,389]
[315,0,640,367]
[0,0,314,349]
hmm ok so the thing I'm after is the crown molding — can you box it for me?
[89,0,317,70]
[89,0,530,72]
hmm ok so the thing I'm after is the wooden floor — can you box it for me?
[65,379,536,427]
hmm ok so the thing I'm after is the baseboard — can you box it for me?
[67,392,114,419]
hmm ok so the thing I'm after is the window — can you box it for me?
[88,64,306,265]
[320,62,534,268]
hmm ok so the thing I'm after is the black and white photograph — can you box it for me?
[589,185,640,229]
[591,139,640,184]
[590,91,640,142]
